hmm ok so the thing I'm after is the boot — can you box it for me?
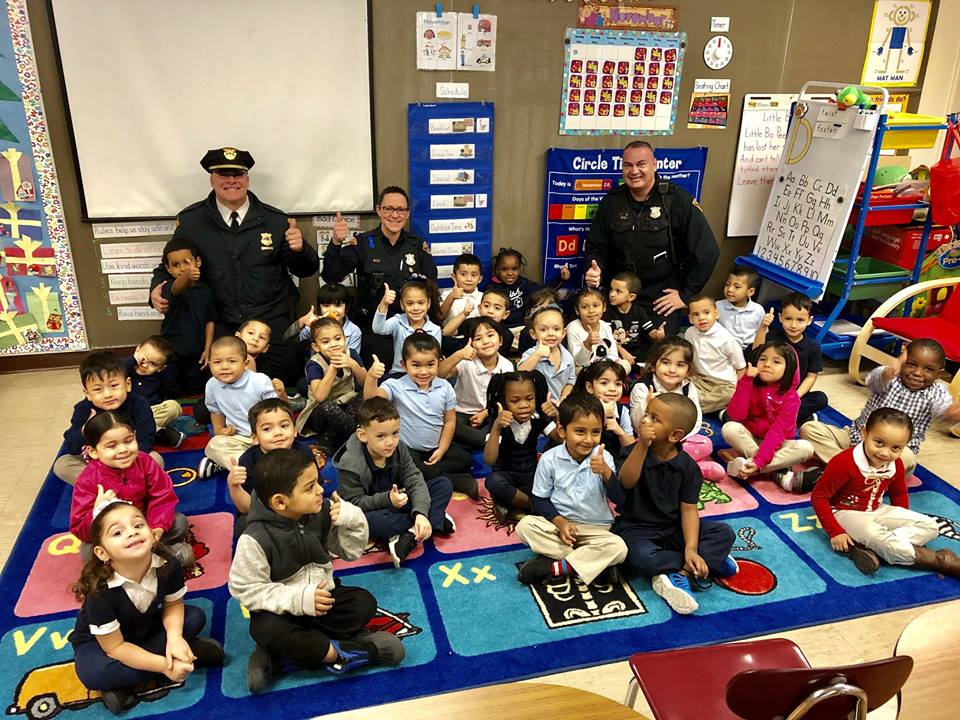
[935,548,960,579]
[847,544,880,575]
[911,545,960,578]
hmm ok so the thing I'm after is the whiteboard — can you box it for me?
[751,100,879,299]
[727,93,834,237]
[49,0,374,219]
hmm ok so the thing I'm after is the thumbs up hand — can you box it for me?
[389,484,409,509]
[329,491,341,524]
[541,392,559,420]
[285,217,304,252]
[332,211,349,245]
[369,354,386,380]
[585,259,602,288]
[761,307,775,329]
[227,458,247,489]
[650,322,666,341]
[590,443,612,479]
[381,283,397,309]
[560,263,571,281]
[496,402,514,428]
[460,338,477,361]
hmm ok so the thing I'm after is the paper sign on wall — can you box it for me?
[861,0,931,87]
[416,12,497,71]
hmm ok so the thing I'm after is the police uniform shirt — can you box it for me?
[584,180,719,301]
[216,197,250,226]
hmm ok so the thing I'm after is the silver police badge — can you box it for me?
[405,253,415,267]
[650,206,661,219]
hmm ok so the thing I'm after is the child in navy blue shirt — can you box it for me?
[614,392,737,615]
[365,334,477,498]
[54,352,160,486]
[123,335,184,448]
[157,238,216,397]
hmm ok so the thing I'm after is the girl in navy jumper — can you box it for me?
[574,359,635,449]
[484,370,559,522]
[721,341,814,490]
[71,500,222,714]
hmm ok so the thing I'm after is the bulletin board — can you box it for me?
[408,102,494,287]
[743,99,880,299]
[559,28,685,135]
[0,0,84,355]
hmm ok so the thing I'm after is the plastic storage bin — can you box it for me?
[861,225,954,271]
[851,184,924,226]
[827,256,908,300]
[880,112,944,150]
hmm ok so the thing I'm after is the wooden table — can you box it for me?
[321,681,650,720]
[894,600,960,719]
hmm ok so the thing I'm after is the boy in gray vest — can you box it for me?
[228,449,404,693]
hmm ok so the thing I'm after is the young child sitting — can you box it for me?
[606,271,664,365]
[440,253,483,327]
[227,399,323,533]
[157,238,216,397]
[293,282,362,355]
[484,370,559,524]
[518,305,576,404]
[752,292,828,426]
[717,266,765,351]
[373,279,442,376]
[365,334,477,498]
[54,352,160,486]
[722,341,815,491]
[229,449,404,692]
[124,335,184,448]
[477,285,516,354]
[799,338,960,486]
[812,407,960,578]
[69,412,192,566]
[199,336,277,478]
[514,392,627,586]
[439,316,513,449]
[236,319,273,373]
[491,247,540,331]
[684,294,746,413]
[295,317,367,460]
[614,393,738,615]
[566,287,631,373]
[574,359,635,450]
[629,338,724,483]
[518,287,561,356]
[71,500,223,714]
[335,397,455,567]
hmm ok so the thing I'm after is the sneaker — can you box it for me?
[310,446,329,470]
[247,645,281,693]
[848,544,880,575]
[170,542,196,569]
[593,565,620,586]
[100,688,137,715]
[773,469,800,492]
[715,555,740,578]
[190,637,225,667]
[288,395,308,412]
[388,531,417,567]
[809,413,819,423]
[517,555,554,585]
[439,512,457,535]
[796,466,824,493]
[726,456,748,478]
[325,638,377,674]
[718,410,729,423]
[492,502,510,525]
[197,457,225,479]
[652,573,699,614]
[155,427,186,448]
[355,630,406,666]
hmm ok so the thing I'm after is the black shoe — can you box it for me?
[492,502,510,525]
[848,544,880,575]
[438,512,457,535]
[197,457,225,479]
[155,427,186,448]
[593,565,619,586]
[247,644,281,693]
[797,466,824,493]
[517,555,554,585]
[388,531,418,568]
[355,630,406,666]
[100,687,137,715]
[190,637,225,667]
[288,395,308,412]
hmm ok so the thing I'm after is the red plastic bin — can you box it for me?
[850,184,924,227]
[861,225,954,271]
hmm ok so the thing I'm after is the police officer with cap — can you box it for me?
[321,185,437,365]
[584,140,719,335]
[149,147,319,383]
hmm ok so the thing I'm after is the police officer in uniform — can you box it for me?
[322,185,437,366]
[584,141,719,336]
[149,147,319,384]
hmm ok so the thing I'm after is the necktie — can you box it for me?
[230,211,239,233]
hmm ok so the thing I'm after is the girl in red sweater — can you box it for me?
[721,341,814,490]
[69,412,193,567]
[811,407,960,577]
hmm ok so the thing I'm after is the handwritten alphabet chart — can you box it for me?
[559,28,685,135]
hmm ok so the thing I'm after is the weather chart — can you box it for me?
[559,28,686,135]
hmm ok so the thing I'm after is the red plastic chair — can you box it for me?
[848,277,960,399]
[625,638,912,720]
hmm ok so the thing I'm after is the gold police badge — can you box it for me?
[223,147,238,160]
[260,232,273,250]
[650,206,661,219]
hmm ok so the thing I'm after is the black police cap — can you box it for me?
[200,147,255,174]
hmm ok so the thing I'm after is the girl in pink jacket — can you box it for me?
[69,411,193,566]
[721,341,815,491]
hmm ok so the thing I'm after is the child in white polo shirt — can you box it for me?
[439,317,514,448]
[365,334,477,498]
[684,294,746,413]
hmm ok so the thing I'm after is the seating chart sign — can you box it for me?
[559,28,685,135]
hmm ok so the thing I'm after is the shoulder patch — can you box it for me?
[692,198,703,211]
[422,240,431,255]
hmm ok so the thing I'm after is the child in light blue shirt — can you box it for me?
[518,305,575,403]
[373,279,442,375]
